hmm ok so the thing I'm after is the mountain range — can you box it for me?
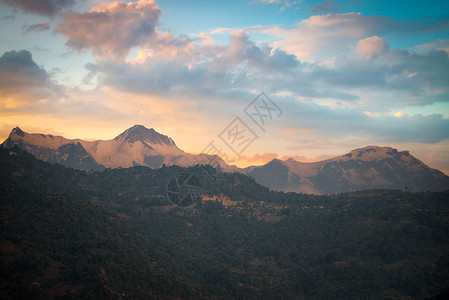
[242,146,449,194]
[2,125,230,172]
[3,125,449,193]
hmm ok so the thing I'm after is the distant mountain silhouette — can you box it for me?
[242,146,449,193]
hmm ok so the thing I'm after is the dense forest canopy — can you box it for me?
[1,147,449,299]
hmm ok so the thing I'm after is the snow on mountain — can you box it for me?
[2,125,228,170]
[243,146,449,194]
[3,127,449,193]
[78,125,184,168]
[3,127,83,162]
[114,124,176,146]
[2,128,104,171]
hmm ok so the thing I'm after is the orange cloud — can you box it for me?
[354,36,389,60]
[56,0,161,60]
[393,111,408,118]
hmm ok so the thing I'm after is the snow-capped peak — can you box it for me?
[114,125,177,146]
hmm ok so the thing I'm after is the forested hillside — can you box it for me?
[1,147,449,299]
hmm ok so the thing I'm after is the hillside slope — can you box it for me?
[1,148,449,299]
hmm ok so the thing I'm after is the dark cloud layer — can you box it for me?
[0,50,62,102]
[0,50,48,88]
[1,0,75,16]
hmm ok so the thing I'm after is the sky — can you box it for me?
[0,0,448,174]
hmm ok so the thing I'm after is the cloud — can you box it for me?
[1,0,447,172]
[0,50,49,91]
[278,97,449,144]
[0,50,133,132]
[150,32,194,58]
[0,0,75,16]
[353,36,389,60]
[254,0,300,8]
[415,39,449,55]
[311,0,337,13]
[62,7,448,148]
[55,0,161,59]
[213,31,299,72]
[258,13,449,62]
[53,5,447,110]
[85,30,300,98]
[0,50,63,106]
[311,0,361,13]
[85,23,449,112]
[393,111,408,118]
[376,114,449,143]
[24,22,51,33]
[259,13,394,61]
[306,48,449,106]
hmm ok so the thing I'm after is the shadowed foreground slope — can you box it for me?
[1,147,449,299]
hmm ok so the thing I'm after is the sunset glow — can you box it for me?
[0,0,448,173]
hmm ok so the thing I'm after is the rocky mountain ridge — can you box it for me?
[2,125,228,171]
[3,126,449,193]
[242,146,449,193]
